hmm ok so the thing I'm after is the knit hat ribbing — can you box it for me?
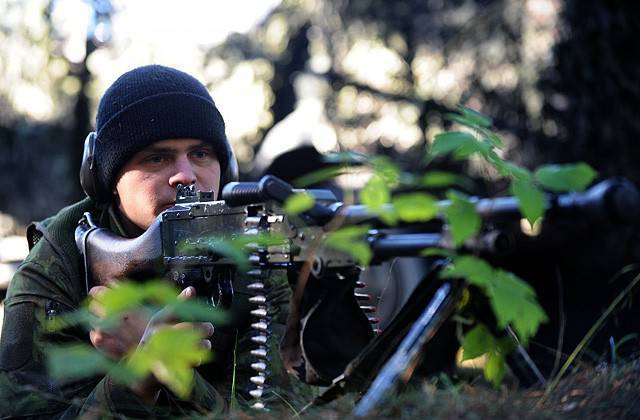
[95,65,231,191]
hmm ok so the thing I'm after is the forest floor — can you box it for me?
[231,358,640,419]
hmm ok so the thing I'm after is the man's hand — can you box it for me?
[132,286,214,402]
[88,285,151,359]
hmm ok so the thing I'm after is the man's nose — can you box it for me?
[168,156,197,187]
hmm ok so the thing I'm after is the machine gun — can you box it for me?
[75,175,640,412]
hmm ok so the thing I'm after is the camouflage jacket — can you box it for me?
[0,197,374,418]
[0,198,267,418]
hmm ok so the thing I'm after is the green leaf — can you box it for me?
[534,163,597,192]
[493,269,536,299]
[488,271,547,343]
[392,192,439,223]
[431,131,478,157]
[484,350,506,387]
[141,281,181,304]
[511,179,546,225]
[96,282,151,317]
[169,300,230,324]
[490,159,532,182]
[452,139,492,160]
[420,248,457,259]
[511,299,548,344]
[457,106,493,128]
[128,327,211,399]
[324,225,373,266]
[443,191,481,247]
[485,133,505,149]
[440,255,494,288]
[370,156,402,186]
[361,175,391,210]
[284,192,316,215]
[45,307,95,331]
[377,207,399,226]
[47,344,115,382]
[193,238,250,270]
[323,151,368,164]
[421,171,462,188]
[461,324,495,361]
[293,166,347,187]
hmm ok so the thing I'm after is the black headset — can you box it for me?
[80,132,111,203]
[79,132,240,203]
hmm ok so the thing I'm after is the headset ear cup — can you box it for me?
[219,146,239,197]
[80,132,109,203]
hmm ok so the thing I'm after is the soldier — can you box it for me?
[0,65,238,417]
[0,63,375,418]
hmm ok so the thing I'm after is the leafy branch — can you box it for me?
[46,281,228,398]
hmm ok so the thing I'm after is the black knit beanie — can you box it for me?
[94,65,231,192]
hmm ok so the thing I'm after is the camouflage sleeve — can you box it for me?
[66,371,224,418]
[0,243,224,418]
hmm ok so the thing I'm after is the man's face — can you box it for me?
[114,138,221,230]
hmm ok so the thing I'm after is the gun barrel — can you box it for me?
[368,233,443,259]
[338,178,639,226]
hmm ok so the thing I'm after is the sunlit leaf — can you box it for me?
[141,281,181,304]
[392,192,439,223]
[361,175,390,210]
[431,131,478,157]
[324,225,372,266]
[534,163,597,192]
[461,324,494,361]
[511,179,546,225]
[377,207,399,226]
[96,282,151,317]
[443,191,481,247]
[284,192,316,215]
[484,350,506,387]
[128,327,211,399]
[169,299,230,324]
[370,156,402,186]
[421,171,462,188]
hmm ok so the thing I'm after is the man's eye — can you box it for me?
[192,149,210,159]
[145,155,165,164]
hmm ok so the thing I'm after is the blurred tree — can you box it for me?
[204,0,639,189]
[0,0,111,223]
[538,0,640,181]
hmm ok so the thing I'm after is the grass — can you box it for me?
[222,357,640,419]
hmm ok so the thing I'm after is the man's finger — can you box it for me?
[88,285,109,297]
[178,286,196,301]
[200,339,212,351]
[173,322,215,337]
